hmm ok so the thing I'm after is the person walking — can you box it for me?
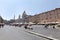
[24,24,28,29]
[45,25,48,29]
[53,25,55,29]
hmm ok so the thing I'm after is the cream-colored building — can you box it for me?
[28,8,60,24]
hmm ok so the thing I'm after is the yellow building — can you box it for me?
[28,8,60,24]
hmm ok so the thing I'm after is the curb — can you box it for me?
[25,30,59,40]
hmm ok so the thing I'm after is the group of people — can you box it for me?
[24,24,56,30]
[0,25,4,28]
[24,24,33,30]
[44,25,56,29]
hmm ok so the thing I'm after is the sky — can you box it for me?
[0,0,60,20]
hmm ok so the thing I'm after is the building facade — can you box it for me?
[28,8,60,24]
[14,11,29,23]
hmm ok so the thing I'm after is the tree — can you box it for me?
[22,11,28,23]
[0,16,4,23]
[22,11,27,19]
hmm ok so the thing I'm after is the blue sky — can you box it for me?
[0,0,60,20]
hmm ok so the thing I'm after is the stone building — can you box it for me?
[14,11,29,23]
[15,15,23,23]
[28,8,60,24]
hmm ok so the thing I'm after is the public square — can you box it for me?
[0,25,60,40]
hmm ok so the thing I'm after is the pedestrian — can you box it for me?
[45,25,48,29]
[53,25,55,29]
[24,24,28,29]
